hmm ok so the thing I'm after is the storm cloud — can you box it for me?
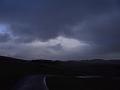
[0,0,120,60]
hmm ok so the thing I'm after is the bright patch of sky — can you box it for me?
[0,24,9,34]
[0,23,18,40]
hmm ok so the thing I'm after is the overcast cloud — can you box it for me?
[0,0,120,60]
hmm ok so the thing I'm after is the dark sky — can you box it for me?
[0,0,120,60]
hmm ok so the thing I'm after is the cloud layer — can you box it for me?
[0,0,120,60]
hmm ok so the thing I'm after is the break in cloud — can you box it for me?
[0,0,120,60]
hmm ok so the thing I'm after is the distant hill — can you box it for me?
[0,56,120,77]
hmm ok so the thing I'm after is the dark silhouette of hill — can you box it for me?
[1,56,120,76]
[0,56,120,90]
